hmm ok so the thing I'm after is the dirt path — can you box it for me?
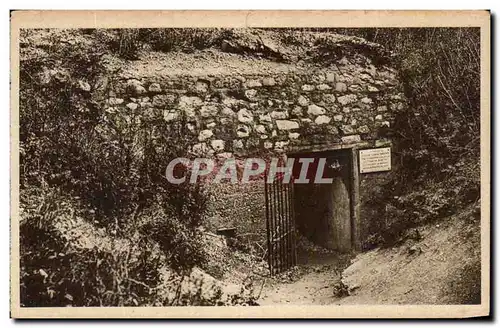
[258,208,481,306]
[259,266,340,305]
[259,252,351,305]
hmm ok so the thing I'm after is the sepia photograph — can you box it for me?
[10,10,490,318]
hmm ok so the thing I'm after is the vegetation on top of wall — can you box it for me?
[102,28,395,66]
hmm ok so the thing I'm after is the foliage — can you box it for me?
[18,29,230,306]
[20,186,164,307]
[341,28,482,248]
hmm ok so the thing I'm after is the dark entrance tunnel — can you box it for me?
[290,149,353,252]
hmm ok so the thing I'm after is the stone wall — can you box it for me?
[106,56,403,158]
[205,180,266,244]
[102,39,405,248]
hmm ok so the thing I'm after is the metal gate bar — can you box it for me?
[264,173,297,275]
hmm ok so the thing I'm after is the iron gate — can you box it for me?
[264,174,297,275]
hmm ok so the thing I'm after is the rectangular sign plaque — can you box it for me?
[359,147,391,173]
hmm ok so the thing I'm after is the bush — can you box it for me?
[19,186,164,307]
[19,29,214,306]
[332,28,481,248]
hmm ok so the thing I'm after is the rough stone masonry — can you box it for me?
[103,30,406,249]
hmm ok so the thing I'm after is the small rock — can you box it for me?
[233,139,244,149]
[179,96,203,108]
[236,125,250,138]
[262,77,276,86]
[217,152,233,160]
[337,94,357,105]
[357,125,370,134]
[316,84,331,91]
[198,129,213,141]
[126,79,146,95]
[361,97,373,104]
[163,110,178,122]
[307,104,326,116]
[341,125,356,135]
[211,139,225,152]
[245,89,258,101]
[126,103,138,110]
[237,108,253,123]
[333,114,343,122]
[200,105,219,118]
[323,94,336,104]
[315,115,331,125]
[312,74,326,83]
[291,106,304,117]
[326,72,336,83]
[255,124,266,134]
[341,135,361,143]
[222,97,238,108]
[274,140,290,151]
[195,80,209,93]
[270,111,288,120]
[245,80,262,88]
[221,107,235,117]
[259,113,272,123]
[192,143,210,155]
[109,98,124,105]
[348,85,363,93]
[276,120,299,131]
[302,84,315,91]
[297,95,309,107]
[335,82,347,93]
[148,83,162,93]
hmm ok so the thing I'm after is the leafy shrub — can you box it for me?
[19,186,164,307]
[19,29,215,306]
[332,28,482,248]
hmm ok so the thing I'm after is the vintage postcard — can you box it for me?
[10,10,490,318]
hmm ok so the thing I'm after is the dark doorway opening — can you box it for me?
[289,149,353,254]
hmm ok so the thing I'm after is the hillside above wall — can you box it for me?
[112,28,395,78]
